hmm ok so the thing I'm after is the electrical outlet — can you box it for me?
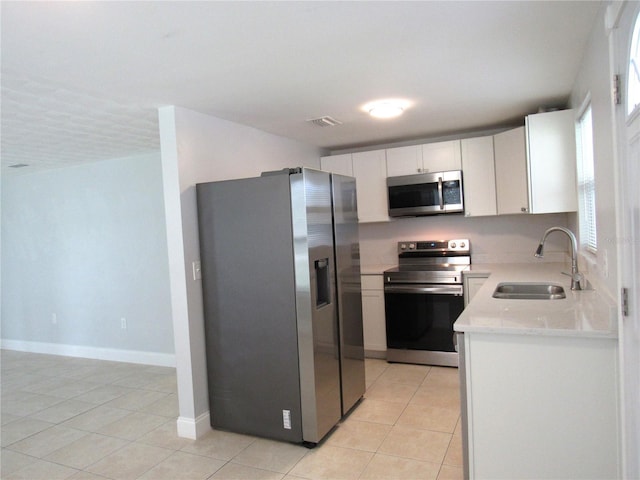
[121,317,127,329]
[52,313,57,325]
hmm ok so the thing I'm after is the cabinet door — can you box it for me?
[465,334,619,479]
[526,110,578,214]
[352,150,390,223]
[386,145,422,177]
[422,140,462,172]
[361,275,386,353]
[494,127,529,215]
[320,154,353,176]
[461,137,497,217]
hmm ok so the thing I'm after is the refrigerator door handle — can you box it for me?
[315,258,328,269]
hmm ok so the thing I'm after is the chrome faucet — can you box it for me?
[534,226,583,290]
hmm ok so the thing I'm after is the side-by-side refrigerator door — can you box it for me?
[291,169,342,444]
[331,173,366,415]
[196,175,304,443]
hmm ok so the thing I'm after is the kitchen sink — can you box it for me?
[492,282,566,300]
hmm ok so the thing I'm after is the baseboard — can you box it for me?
[0,339,176,367]
[177,411,211,439]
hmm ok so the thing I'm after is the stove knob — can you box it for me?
[409,243,416,250]
[460,242,466,248]
[450,242,456,249]
[400,243,407,250]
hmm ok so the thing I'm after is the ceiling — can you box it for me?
[1,1,602,174]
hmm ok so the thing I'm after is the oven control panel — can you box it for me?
[397,239,470,254]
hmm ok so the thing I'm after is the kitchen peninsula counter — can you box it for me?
[455,262,617,339]
[455,262,620,479]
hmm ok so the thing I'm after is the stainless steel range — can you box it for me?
[383,239,470,367]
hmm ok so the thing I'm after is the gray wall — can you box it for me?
[1,153,174,364]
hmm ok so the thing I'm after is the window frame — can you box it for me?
[627,11,640,117]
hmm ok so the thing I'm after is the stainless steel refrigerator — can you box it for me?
[196,167,365,445]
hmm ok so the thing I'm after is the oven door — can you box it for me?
[384,284,464,353]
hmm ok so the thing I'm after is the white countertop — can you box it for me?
[454,262,617,339]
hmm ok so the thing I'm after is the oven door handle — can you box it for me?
[384,285,463,296]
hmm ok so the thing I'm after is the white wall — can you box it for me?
[570,3,638,476]
[359,213,570,268]
[1,153,174,365]
[569,1,618,300]
[158,105,322,438]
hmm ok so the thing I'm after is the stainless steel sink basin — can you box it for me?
[492,282,566,300]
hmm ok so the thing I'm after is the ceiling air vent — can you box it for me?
[307,116,342,127]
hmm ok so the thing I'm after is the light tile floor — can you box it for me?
[1,350,463,480]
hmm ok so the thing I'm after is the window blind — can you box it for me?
[577,105,597,253]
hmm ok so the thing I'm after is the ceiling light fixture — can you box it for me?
[363,99,411,119]
[369,103,404,119]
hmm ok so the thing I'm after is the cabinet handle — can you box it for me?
[521,207,528,213]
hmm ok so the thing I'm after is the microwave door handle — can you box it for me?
[438,177,444,210]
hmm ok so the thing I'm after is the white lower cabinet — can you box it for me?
[360,275,386,355]
[463,274,488,306]
[460,332,619,479]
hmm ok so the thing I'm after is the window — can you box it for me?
[576,104,597,253]
[628,13,640,115]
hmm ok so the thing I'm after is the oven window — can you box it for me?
[384,291,464,352]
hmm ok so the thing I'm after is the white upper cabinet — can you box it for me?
[352,150,390,223]
[494,126,530,215]
[320,154,353,176]
[422,140,462,173]
[321,109,577,222]
[461,136,497,217]
[321,150,390,223]
[526,109,578,214]
[385,145,422,177]
[494,110,578,216]
[386,140,462,177]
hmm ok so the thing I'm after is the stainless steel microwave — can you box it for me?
[387,170,464,217]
